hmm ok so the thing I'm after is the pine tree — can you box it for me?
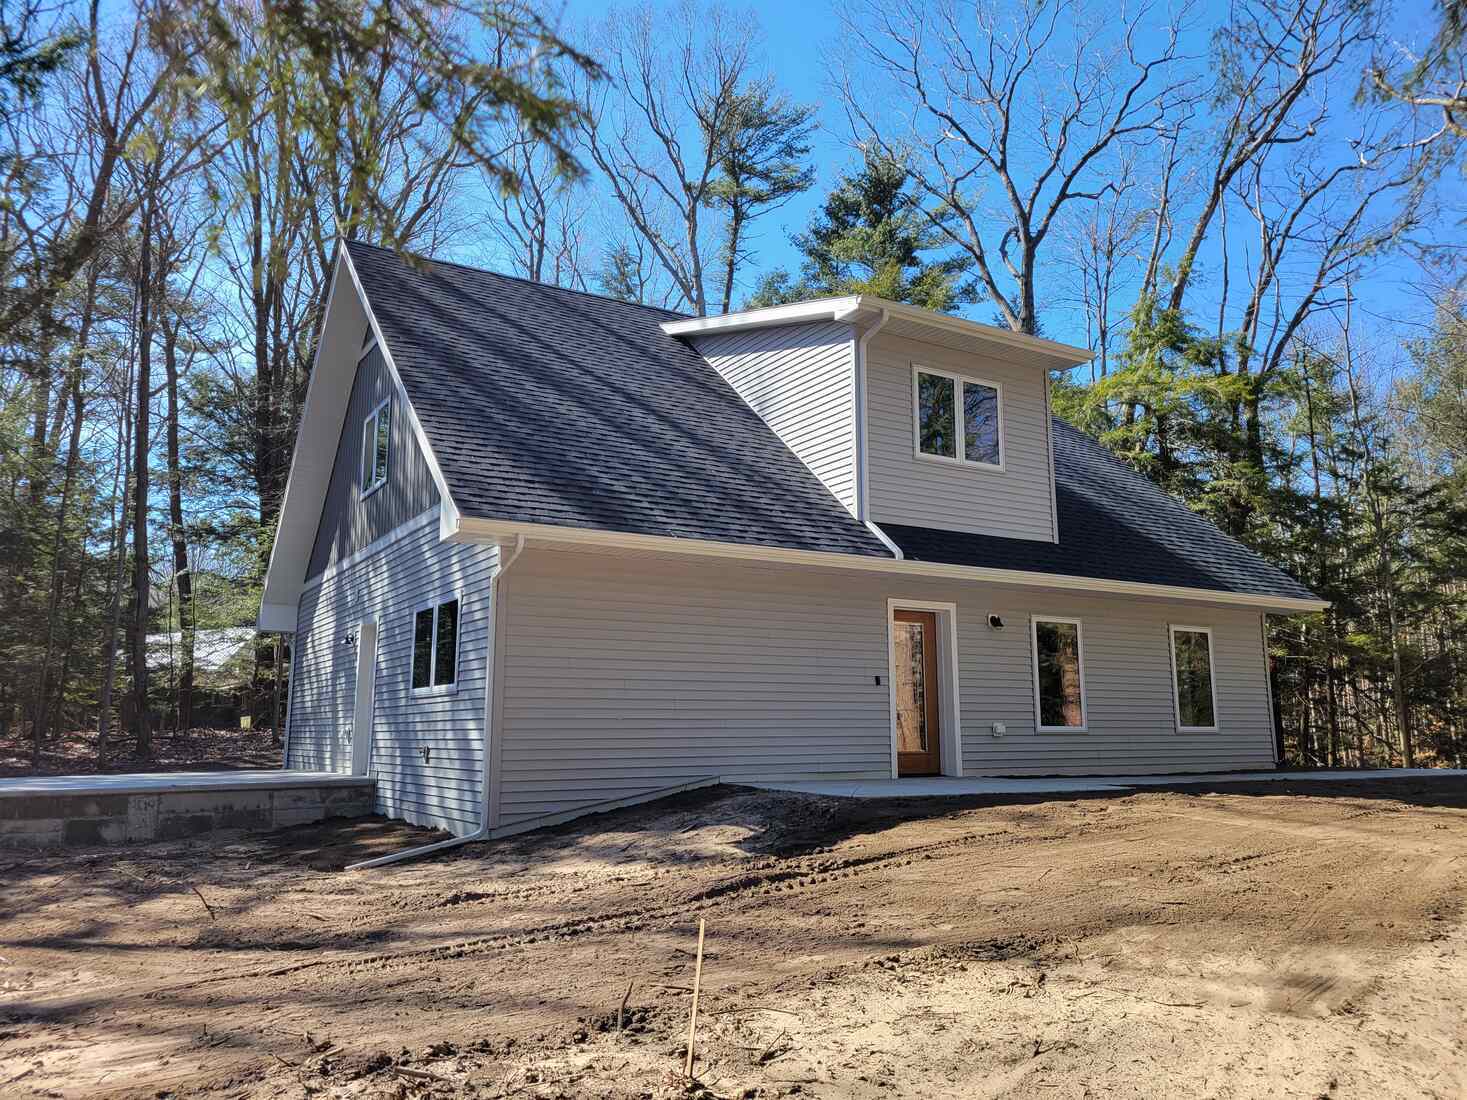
[747,153,975,312]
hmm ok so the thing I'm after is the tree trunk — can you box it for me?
[272,634,286,748]
[1299,367,1340,767]
[130,191,156,759]
[1388,598,1413,768]
[29,265,98,764]
[164,318,194,735]
[97,357,136,767]
[720,204,745,315]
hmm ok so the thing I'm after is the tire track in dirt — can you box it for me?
[1137,807,1467,1018]
[42,819,1137,1018]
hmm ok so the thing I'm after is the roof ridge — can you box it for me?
[344,238,692,320]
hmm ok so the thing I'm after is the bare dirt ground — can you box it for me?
[0,729,283,778]
[2,776,1465,1099]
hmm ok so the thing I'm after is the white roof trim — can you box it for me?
[257,252,349,631]
[661,295,1094,367]
[257,242,462,630]
[449,516,1328,614]
[339,244,461,540]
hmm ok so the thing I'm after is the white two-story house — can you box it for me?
[258,241,1324,840]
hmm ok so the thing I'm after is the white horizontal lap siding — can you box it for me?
[494,551,1278,825]
[866,332,1055,540]
[496,549,893,826]
[288,521,498,835]
[287,582,351,773]
[957,593,1274,775]
[691,322,858,513]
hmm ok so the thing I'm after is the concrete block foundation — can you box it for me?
[0,771,376,849]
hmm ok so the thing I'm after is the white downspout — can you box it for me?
[348,533,527,870]
[853,308,903,560]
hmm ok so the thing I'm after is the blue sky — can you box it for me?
[534,0,1457,368]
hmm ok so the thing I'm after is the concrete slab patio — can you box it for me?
[748,768,1467,799]
[0,770,375,848]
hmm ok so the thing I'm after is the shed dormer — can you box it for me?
[664,299,1092,546]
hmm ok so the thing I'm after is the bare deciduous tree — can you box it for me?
[485,118,590,287]
[574,1,757,314]
[837,0,1195,335]
[1166,0,1372,315]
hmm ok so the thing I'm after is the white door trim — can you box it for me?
[885,598,963,779]
[351,620,378,775]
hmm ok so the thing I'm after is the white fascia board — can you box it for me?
[871,297,1093,366]
[449,516,1329,614]
[258,252,350,628]
[661,296,864,338]
[258,602,298,633]
[256,241,465,632]
[339,244,461,535]
[662,295,1094,368]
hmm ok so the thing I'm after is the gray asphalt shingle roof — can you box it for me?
[347,240,889,557]
[883,421,1318,601]
[347,240,1317,604]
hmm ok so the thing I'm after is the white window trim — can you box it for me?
[911,364,1005,472]
[884,598,964,778]
[1168,623,1220,733]
[1030,615,1088,733]
[360,397,390,500]
[410,594,462,698]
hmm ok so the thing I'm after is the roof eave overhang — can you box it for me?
[449,516,1328,614]
[255,240,463,631]
[661,295,1094,369]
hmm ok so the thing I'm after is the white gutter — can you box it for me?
[347,533,527,871]
[662,294,1094,367]
[851,307,903,560]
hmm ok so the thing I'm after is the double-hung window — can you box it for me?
[913,366,1002,468]
[1031,616,1087,731]
[361,398,390,498]
[411,597,459,695]
[1169,625,1219,731]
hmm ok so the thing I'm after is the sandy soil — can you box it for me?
[1,776,1465,1099]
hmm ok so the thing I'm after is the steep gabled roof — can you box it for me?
[345,240,890,558]
[340,240,1320,610]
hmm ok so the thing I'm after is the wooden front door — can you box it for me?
[893,609,941,776]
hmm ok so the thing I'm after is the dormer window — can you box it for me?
[913,366,1002,469]
[361,397,390,498]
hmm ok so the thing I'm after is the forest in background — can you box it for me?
[0,0,1464,771]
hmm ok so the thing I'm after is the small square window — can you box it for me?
[913,367,1002,468]
[963,381,1000,465]
[411,597,459,695]
[412,608,434,690]
[361,399,390,496]
[916,372,956,459]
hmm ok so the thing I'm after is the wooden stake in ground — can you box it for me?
[684,918,706,1077]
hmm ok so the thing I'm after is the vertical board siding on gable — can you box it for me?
[866,332,1055,540]
[306,345,440,581]
[493,549,1277,827]
[691,322,858,513]
[288,520,497,835]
